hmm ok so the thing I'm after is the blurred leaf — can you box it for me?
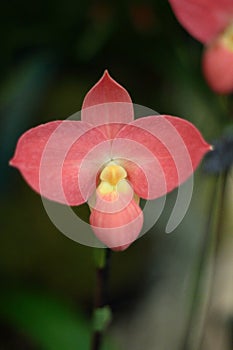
[0,289,90,350]
[77,20,116,61]
[0,289,118,350]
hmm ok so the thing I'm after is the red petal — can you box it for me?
[10,121,109,205]
[202,40,233,93]
[96,122,127,139]
[90,199,143,251]
[75,139,113,202]
[111,137,166,200]
[169,0,233,43]
[112,116,211,199]
[116,159,155,199]
[81,70,134,126]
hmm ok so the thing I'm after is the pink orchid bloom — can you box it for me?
[169,0,233,94]
[10,71,211,251]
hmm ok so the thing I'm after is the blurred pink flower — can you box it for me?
[10,71,211,250]
[169,0,233,94]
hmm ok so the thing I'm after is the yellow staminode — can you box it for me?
[92,161,139,205]
[97,181,118,201]
[100,162,127,186]
[221,23,233,51]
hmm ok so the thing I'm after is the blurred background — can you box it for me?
[1,0,233,349]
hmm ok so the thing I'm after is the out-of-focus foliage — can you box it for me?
[0,289,117,350]
[0,289,91,350]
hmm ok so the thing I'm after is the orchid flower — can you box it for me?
[169,0,233,94]
[10,71,211,251]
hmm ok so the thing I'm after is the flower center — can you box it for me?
[100,162,127,186]
[88,161,139,210]
[96,162,127,198]
[221,22,233,51]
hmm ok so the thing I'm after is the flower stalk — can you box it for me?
[91,248,112,350]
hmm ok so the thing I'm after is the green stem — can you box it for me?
[198,171,228,349]
[181,171,228,350]
[91,248,112,350]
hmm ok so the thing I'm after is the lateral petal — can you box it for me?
[111,137,166,200]
[112,115,211,199]
[10,121,109,205]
